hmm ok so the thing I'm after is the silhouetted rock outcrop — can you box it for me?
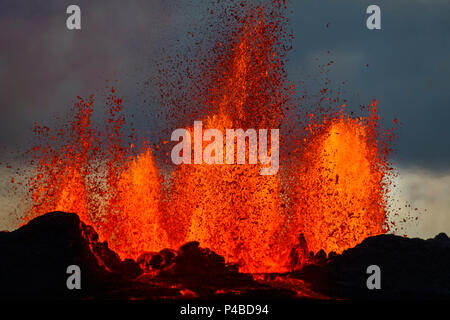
[0,212,285,299]
[295,233,450,299]
[289,233,310,271]
[3,212,449,299]
[137,248,177,271]
[289,234,330,271]
[158,241,253,288]
[0,212,141,298]
[80,223,142,279]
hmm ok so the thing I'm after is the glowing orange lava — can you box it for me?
[26,93,170,258]
[291,104,389,254]
[20,1,395,273]
[166,114,286,273]
[162,3,294,273]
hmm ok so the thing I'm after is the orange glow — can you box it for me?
[108,148,168,259]
[163,4,293,272]
[26,96,95,226]
[291,110,388,254]
[21,1,394,274]
[166,114,287,273]
[25,94,170,258]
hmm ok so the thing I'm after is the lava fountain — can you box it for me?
[17,1,395,273]
[290,102,390,255]
[162,2,292,273]
[25,92,169,259]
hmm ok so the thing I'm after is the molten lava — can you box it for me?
[166,114,286,273]
[291,106,388,255]
[19,1,395,273]
[26,93,169,258]
[162,3,293,273]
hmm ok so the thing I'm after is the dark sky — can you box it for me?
[0,0,449,169]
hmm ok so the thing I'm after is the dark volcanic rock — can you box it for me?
[0,213,288,299]
[289,233,330,271]
[6,211,448,300]
[137,248,176,271]
[159,248,176,268]
[173,241,229,275]
[158,241,253,288]
[149,253,164,269]
[81,224,142,278]
[0,212,141,299]
[0,212,297,299]
[313,249,327,265]
[295,233,450,299]
[289,233,310,271]
[137,251,159,270]
[117,259,143,279]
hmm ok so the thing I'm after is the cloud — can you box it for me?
[0,1,448,237]
[388,166,450,238]
[0,0,189,150]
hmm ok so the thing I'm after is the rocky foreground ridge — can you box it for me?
[1,212,449,299]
